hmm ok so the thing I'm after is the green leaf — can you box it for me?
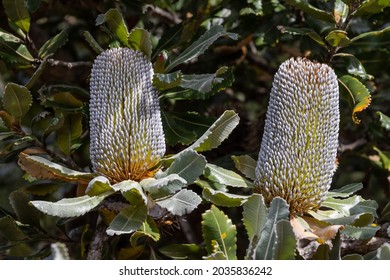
[130,216,160,247]
[175,110,239,156]
[166,25,238,72]
[83,31,103,54]
[342,225,380,239]
[154,71,182,91]
[376,243,390,260]
[50,242,70,260]
[24,182,60,196]
[202,205,237,260]
[377,111,390,131]
[253,197,290,260]
[9,190,42,226]
[354,0,390,16]
[18,154,95,182]
[204,163,247,187]
[156,189,201,216]
[3,83,32,121]
[25,56,49,89]
[180,67,229,94]
[374,147,390,171]
[326,183,363,198]
[140,174,186,200]
[334,0,349,26]
[342,254,364,260]
[330,231,342,260]
[85,176,112,196]
[106,204,147,236]
[231,155,257,181]
[202,187,248,207]
[0,216,28,241]
[277,26,326,47]
[31,193,109,218]
[325,30,351,47]
[96,8,130,47]
[164,149,207,184]
[312,244,330,260]
[350,26,390,43]
[273,220,296,260]
[3,0,31,33]
[321,195,364,216]
[339,75,371,124]
[128,28,152,59]
[243,194,268,243]
[159,244,204,260]
[56,112,83,155]
[283,0,335,22]
[334,53,373,80]
[38,29,68,58]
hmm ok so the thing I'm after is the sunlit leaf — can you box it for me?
[326,183,363,198]
[325,30,351,47]
[202,205,237,260]
[156,189,201,216]
[202,187,248,207]
[3,83,32,121]
[130,216,160,247]
[117,180,148,205]
[231,155,257,181]
[83,31,103,54]
[277,26,326,47]
[339,75,371,124]
[283,0,335,22]
[85,176,112,196]
[128,28,152,59]
[373,147,390,171]
[141,174,186,199]
[3,0,31,33]
[96,8,130,47]
[377,111,390,131]
[31,193,108,218]
[334,0,349,26]
[106,204,147,236]
[243,194,268,245]
[204,163,247,187]
[354,0,390,16]
[154,71,182,91]
[180,67,229,94]
[166,25,238,72]
[0,27,34,64]
[38,29,68,58]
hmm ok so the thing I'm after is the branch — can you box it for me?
[47,59,92,69]
[87,222,110,260]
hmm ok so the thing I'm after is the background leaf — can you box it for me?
[283,0,335,22]
[202,205,237,260]
[128,28,152,59]
[38,29,68,58]
[377,111,390,131]
[3,83,32,121]
[2,0,31,33]
[95,8,130,47]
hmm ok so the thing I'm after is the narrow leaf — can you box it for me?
[128,28,152,59]
[202,205,237,260]
[283,0,335,22]
[83,31,103,54]
[334,0,349,26]
[96,8,130,47]
[204,163,247,187]
[277,26,326,47]
[156,189,201,216]
[25,56,49,89]
[3,83,32,121]
[38,29,68,58]
[231,155,257,181]
[154,71,182,91]
[377,111,390,131]
[106,204,147,236]
[339,75,371,124]
[3,0,31,33]
[374,146,390,171]
[350,26,390,43]
[166,25,238,72]
[30,194,109,218]
[326,183,363,198]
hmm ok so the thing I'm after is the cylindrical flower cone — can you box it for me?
[255,57,339,214]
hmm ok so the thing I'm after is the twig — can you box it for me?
[145,5,182,24]
[87,221,110,260]
[47,59,92,69]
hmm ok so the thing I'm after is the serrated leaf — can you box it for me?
[204,163,247,187]
[202,205,237,260]
[106,204,147,236]
[3,83,32,121]
[326,183,363,198]
[175,110,239,156]
[128,28,152,59]
[140,174,186,200]
[202,187,248,207]
[277,26,326,47]
[273,220,296,260]
[156,189,201,216]
[243,194,268,242]
[325,30,351,47]
[339,75,371,124]
[180,67,228,94]
[254,197,290,260]
[83,31,103,54]
[50,242,70,260]
[3,0,30,33]
[31,193,108,218]
[154,71,182,91]
[342,225,380,239]
[354,0,390,16]
[0,216,28,241]
[334,53,373,80]
[96,8,130,47]
[283,0,335,22]
[112,180,148,205]
[166,25,238,72]
[164,149,206,184]
[130,216,160,247]
[56,112,83,155]
[85,176,112,196]
[231,155,257,180]
[376,243,390,260]
[321,195,363,216]
[38,29,68,58]
[159,244,204,260]
[377,111,390,131]
[18,154,95,183]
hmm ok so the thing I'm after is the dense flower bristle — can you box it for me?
[89,48,165,183]
[255,57,339,214]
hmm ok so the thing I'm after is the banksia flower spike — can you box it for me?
[89,48,165,183]
[255,57,339,214]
